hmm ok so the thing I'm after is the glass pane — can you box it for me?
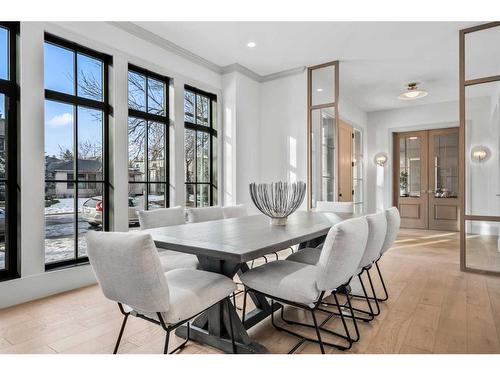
[45,182,75,264]
[128,183,146,220]
[44,42,75,95]
[184,90,195,123]
[196,94,209,126]
[148,183,165,210]
[211,99,217,130]
[77,53,103,101]
[353,179,363,204]
[311,65,335,106]
[399,136,421,197]
[465,26,500,80]
[45,101,74,179]
[0,182,5,270]
[197,184,210,207]
[128,71,146,111]
[197,131,210,183]
[128,117,146,182]
[78,107,103,174]
[185,129,195,183]
[78,182,103,258]
[433,132,458,198]
[311,107,335,206]
[465,220,500,272]
[0,27,8,80]
[147,77,165,115]
[0,94,6,179]
[148,121,165,182]
[465,81,500,216]
[212,134,218,188]
[185,184,195,208]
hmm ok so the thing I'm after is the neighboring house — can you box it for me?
[128,158,166,196]
[45,157,103,198]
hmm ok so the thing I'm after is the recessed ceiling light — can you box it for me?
[398,82,428,100]
[247,41,256,48]
[316,88,324,92]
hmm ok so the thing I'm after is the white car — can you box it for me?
[81,196,140,227]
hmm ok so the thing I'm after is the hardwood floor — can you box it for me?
[1,228,500,354]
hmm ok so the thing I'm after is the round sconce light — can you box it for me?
[471,145,491,162]
[374,152,388,166]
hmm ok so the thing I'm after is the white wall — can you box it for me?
[366,100,459,213]
[0,21,224,309]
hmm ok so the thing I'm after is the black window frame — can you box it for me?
[44,33,112,270]
[127,64,170,213]
[0,22,20,281]
[184,85,217,207]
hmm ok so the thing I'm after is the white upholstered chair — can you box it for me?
[316,201,354,213]
[138,206,199,272]
[86,231,236,354]
[240,216,368,354]
[223,204,248,219]
[186,206,224,223]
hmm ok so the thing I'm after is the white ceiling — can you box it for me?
[135,21,481,112]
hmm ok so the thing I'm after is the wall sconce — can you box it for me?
[471,145,491,162]
[374,152,388,166]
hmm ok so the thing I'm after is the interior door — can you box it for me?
[428,128,460,231]
[338,120,353,202]
[394,131,428,229]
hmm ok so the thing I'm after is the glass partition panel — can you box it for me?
[311,65,335,106]
[433,132,459,198]
[465,81,500,217]
[465,26,500,80]
[465,220,500,272]
[311,107,335,206]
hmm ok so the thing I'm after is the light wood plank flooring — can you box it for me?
[1,228,500,354]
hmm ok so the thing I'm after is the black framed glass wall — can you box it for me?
[128,65,169,221]
[0,22,19,280]
[184,85,217,207]
[44,34,112,269]
[460,22,500,274]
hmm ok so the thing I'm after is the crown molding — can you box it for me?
[108,22,307,83]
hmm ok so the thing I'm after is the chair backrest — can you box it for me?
[138,206,185,230]
[316,216,368,291]
[316,201,354,213]
[358,212,387,269]
[380,207,401,255]
[223,204,248,219]
[186,206,224,223]
[86,231,170,314]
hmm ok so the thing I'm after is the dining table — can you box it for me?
[143,210,354,353]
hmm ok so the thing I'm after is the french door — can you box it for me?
[394,128,460,231]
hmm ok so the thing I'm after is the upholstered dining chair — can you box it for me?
[186,206,224,223]
[87,231,237,354]
[240,216,368,354]
[138,206,199,272]
[286,212,388,323]
[223,204,248,219]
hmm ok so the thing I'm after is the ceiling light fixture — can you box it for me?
[316,88,324,92]
[398,82,428,101]
[247,41,256,48]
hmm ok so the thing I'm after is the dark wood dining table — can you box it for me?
[143,210,353,353]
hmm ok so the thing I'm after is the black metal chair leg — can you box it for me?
[356,273,376,320]
[344,292,360,342]
[366,269,381,316]
[241,288,248,325]
[226,298,237,354]
[310,309,325,354]
[113,313,129,354]
[375,261,389,301]
[332,292,352,349]
[163,330,171,354]
[273,252,279,261]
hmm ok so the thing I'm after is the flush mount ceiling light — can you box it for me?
[316,88,324,92]
[247,41,256,48]
[398,82,428,101]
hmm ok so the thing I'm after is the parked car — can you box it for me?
[81,196,140,227]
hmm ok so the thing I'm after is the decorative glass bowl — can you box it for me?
[249,181,306,225]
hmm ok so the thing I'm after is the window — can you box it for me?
[184,86,217,207]
[0,22,19,280]
[128,65,169,221]
[44,34,111,269]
